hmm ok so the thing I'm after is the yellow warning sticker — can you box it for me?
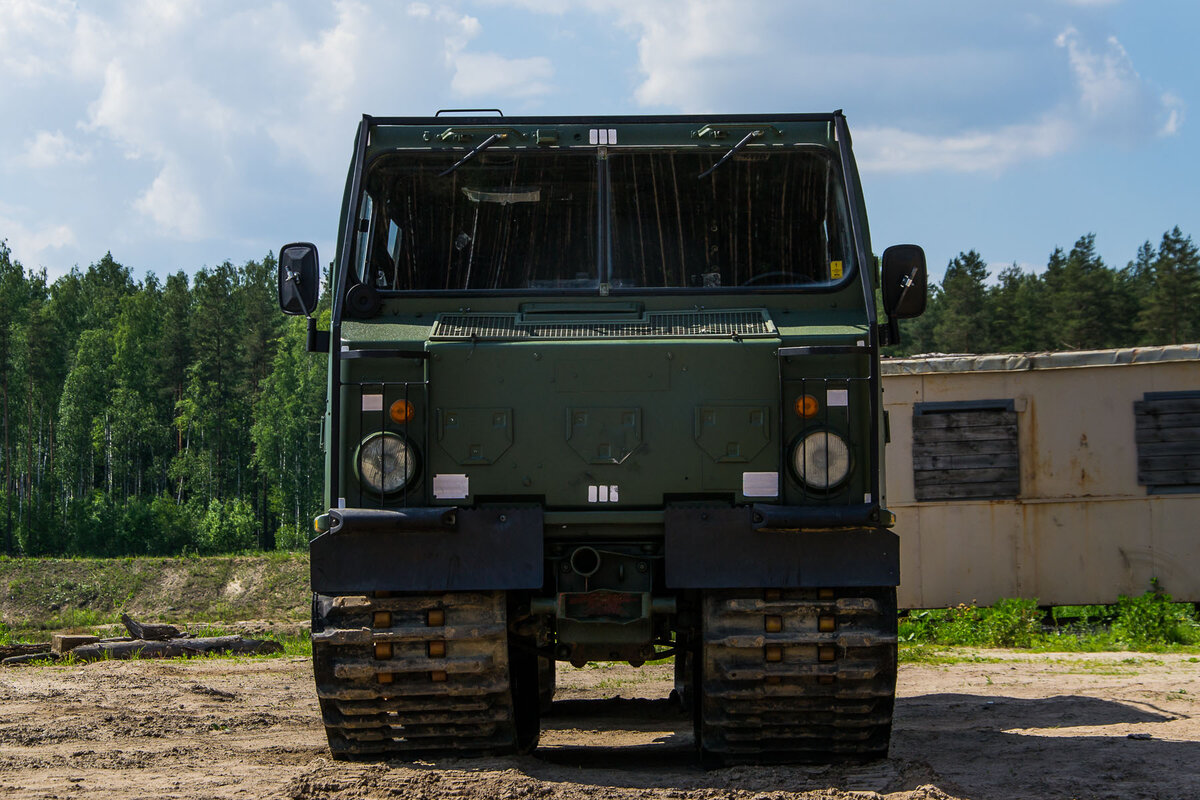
[830,260,843,279]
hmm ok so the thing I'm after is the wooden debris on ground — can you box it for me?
[120,612,186,641]
[53,634,100,654]
[68,635,282,662]
[2,651,59,665]
[1,642,52,660]
[1,615,283,665]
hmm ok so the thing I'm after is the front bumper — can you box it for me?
[310,503,898,594]
[663,504,898,588]
[310,506,543,594]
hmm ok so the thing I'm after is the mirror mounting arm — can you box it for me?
[878,318,900,347]
[306,317,330,353]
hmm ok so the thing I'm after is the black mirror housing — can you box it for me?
[881,244,927,319]
[279,242,321,316]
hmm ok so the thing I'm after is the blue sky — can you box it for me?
[1,0,1194,283]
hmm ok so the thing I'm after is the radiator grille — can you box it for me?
[431,310,774,340]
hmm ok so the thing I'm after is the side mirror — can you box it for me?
[881,244,927,319]
[279,242,320,316]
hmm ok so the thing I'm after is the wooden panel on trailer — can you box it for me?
[912,406,1019,501]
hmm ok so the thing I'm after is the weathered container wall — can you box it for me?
[882,346,1200,608]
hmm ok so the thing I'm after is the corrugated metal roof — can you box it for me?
[882,344,1200,375]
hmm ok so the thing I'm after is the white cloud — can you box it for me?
[439,8,484,64]
[19,130,91,168]
[591,0,762,111]
[265,2,465,179]
[0,0,74,78]
[77,54,244,237]
[1056,27,1181,140]
[858,26,1184,174]
[1161,92,1185,136]
[855,40,1185,174]
[591,3,1182,173]
[85,61,151,157]
[473,0,568,14]
[289,2,366,117]
[451,53,553,98]
[856,116,1075,174]
[0,213,77,270]
[1,0,588,276]
[134,163,208,241]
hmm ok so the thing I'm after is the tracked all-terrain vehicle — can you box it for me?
[278,111,927,763]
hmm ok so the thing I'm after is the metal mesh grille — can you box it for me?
[431,310,774,340]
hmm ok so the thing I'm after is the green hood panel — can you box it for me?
[425,338,781,508]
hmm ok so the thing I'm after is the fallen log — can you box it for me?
[0,642,52,660]
[2,651,60,666]
[120,613,185,641]
[68,635,283,663]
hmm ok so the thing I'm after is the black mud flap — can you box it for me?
[664,505,898,588]
[310,506,543,593]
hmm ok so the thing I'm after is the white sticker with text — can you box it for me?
[742,472,779,498]
[433,474,469,499]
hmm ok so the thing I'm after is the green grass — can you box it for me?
[897,645,1007,665]
[897,646,1177,675]
[594,676,647,689]
[1053,656,1166,675]
[33,608,117,633]
[186,625,311,658]
[900,589,1200,654]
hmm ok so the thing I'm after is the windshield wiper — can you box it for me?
[439,132,506,177]
[697,129,762,179]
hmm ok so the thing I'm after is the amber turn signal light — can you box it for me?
[794,394,819,418]
[390,399,415,424]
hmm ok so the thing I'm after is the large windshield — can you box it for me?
[354,148,854,292]
[356,152,597,291]
[608,150,853,288]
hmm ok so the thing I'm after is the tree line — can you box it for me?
[889,227,1200,356]
[0,241,325,557]
[0,225,1196,556]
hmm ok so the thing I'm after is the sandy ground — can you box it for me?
[2,650,1198,800]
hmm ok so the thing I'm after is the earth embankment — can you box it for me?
[0,554,310,634]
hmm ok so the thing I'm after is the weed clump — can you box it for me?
[982,597,1043,647]
[900,601,1041,648]
[900,588,1200,653]
[1112,590,1200,647]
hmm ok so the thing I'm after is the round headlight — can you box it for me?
[793,430,851,489]
[357,432,417,494]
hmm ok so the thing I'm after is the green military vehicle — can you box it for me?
[278,111,927,764]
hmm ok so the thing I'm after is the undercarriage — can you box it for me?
[311,585,896,763]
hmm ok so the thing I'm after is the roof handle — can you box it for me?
[435,108,504,117]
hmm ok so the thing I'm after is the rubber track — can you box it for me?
[697,587,897,764]
[312,591,520,758]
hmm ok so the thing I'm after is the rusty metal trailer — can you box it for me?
[882,345,1200,608]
